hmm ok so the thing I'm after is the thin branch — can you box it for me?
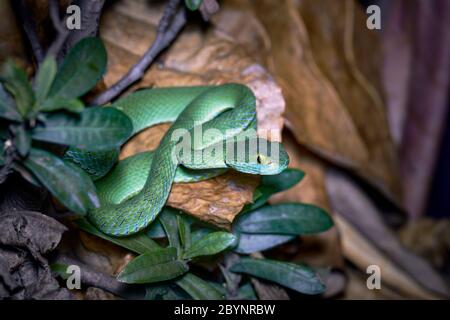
[0,141,16,185]
[46,0,70,59]
[91,0,187,105]
[53,254,145,299]
[15,1,45,63]
[60,0,106,58]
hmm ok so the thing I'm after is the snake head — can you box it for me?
[226,139,289,175]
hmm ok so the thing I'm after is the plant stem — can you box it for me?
[46,0,70,59]
[92,0,186,105]
[15,1,44,63]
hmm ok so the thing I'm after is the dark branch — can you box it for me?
[46,0,70,59]
[0,141,16,185]
[15,1,45,64]
[91,0,187,105]
[53,254,145,299]
[60,0,106,58]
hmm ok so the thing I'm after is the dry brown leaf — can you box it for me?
[335,214,441,299]
[394,0,450,218]
[399,218,450,270]
[297,0,400,201]
[169,172,259,229]
[0,1,27,63]
[99,0,284,228]
[78,231,134,276]
[58,227,133,277]
[341,268,403,300]
[212,0,401,204]
[326,168,449,298]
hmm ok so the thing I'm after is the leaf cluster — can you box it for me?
[76,168,333,299]
[0,38,132,214]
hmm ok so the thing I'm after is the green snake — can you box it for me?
[67,84,289,236]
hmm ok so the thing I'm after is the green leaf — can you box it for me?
[0,83,21,121]
[0,125,6,139]
[117,247,188,284]
[32,107,132,150]
[237,282,258,300]
[261,168,305,193]
[23,148,99,214]
[76,218,160,254]
[40,96,84,113]
[176,273,225,300]
[145,284,189,300]
[159,207,181,249]
[234,233,295,254]
[11,124,30,157]
[178,215,191,250]
[243,168,305,212]
[12,162,41,187]
[183,231,237,259]
[50,263,70,280]
[191,227,212,241]
[146,220,166,239]
[235,203,333,235]
[184,0,203,11]
[65,147,119,180]
[35,56,57,104]
[0,60,35,117]
[231,258,325,295]
[49,37,107,100]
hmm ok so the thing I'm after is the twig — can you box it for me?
[15,1,45,63]
[91,0,187,105]
[60,0,106,58]
[53,254,145,299]
[0,141,16,185]
[46,0,70,59]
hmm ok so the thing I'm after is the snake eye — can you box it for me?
[257,155,262,164]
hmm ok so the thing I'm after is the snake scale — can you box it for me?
[67,84,289,236]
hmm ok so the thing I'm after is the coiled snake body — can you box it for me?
[67,84,289,236]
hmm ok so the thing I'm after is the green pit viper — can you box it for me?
[67,83,289,236]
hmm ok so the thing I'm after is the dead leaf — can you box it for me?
[341,268,403,300]
[296,0,400,200]
[392,0,450,218]
[212,0,401,204]
[0,1,27,63]
[326,168,449,298]
[57,226,133,277]
[169,171,259,229]
[335,214,440,299]
[0,210,72,299]
[399,218,450,270]
[381,1,413,145]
